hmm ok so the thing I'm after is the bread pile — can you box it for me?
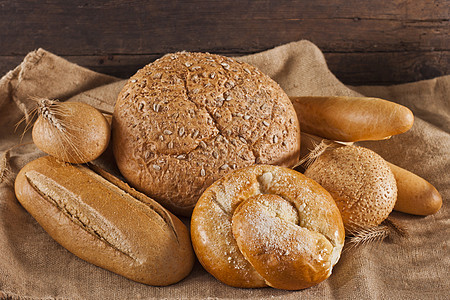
[12,51,442,290]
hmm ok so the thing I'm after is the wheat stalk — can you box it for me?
[0,149,12,185]
[31,97,90,163]
[293,139,333,169]
[346,217,408,250]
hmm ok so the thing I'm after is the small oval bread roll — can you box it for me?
[14,156,194,286]
[191,165,345,290]
[113,52,300,216]
[304,145,397,232]
[32,100,110,164]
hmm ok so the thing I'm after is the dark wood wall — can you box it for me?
[0,0,448,85]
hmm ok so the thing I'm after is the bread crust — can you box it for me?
[191,164,345,290]
[389,162,442,215]
[14,156,194,286]
[112,52,300,215]
[32,101,110,164]
[290,96,414,142]
[305,145,397,231]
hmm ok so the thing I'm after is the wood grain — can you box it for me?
[0,0,448,85]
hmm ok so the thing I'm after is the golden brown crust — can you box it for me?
[112,52,300,215]
[32,102,110,164]
[389,162,442,215]
[14,156,194,286]
[304,145,397,231]
[191,165,345,290]
[290,96,414,142]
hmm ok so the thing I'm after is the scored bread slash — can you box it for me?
[14,156,194,286]
[24,169,139,260]
[87,163,180,242]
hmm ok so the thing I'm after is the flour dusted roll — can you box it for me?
[112,52,301,216]
[191,165,345,290]
[14,156,194,286]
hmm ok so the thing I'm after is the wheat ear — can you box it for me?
[0,150,12,185]
[346,217,408,250]
[293,139,333,169]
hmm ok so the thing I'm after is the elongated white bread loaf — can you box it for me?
[14,156,194,286]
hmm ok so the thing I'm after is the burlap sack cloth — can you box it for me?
[0,40,448,299]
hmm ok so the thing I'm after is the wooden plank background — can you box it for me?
[0,0,448,85]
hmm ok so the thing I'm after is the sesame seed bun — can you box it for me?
[112,52,300,216]
[304,145,397,232]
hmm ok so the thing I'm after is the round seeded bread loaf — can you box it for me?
[112,52,301,216]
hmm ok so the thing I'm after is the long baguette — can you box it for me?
[290,96,414,142]
[14,156,194,286]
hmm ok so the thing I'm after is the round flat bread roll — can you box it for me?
[191,165,345,290]
[112,52,301,215]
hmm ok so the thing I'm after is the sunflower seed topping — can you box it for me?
[225,81,235,88]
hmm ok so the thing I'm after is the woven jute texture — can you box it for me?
[0,40,448,299]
